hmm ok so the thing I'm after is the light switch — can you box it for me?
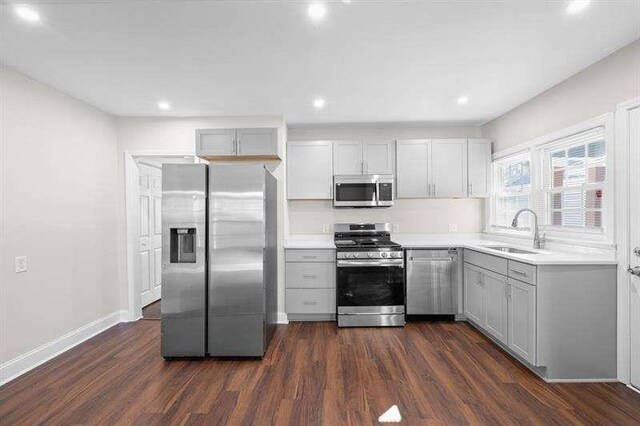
[322,224,330,234]
[15,256,27,273]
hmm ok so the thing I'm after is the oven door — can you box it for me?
[334,180,378,207]
[336,259,405,314]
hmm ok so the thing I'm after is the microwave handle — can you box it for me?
[375,181,380,204]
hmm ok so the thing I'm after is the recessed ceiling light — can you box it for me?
[457,96,469,105]
[313,98,326,110]
[158,101,171,111]
[341,0,352,4]
[566,0,591,15]
[14,5,41,23]
[308,3,327,22]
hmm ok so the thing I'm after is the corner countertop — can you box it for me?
[285,233,617,266]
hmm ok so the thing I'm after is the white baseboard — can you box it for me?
[628,384,640,395]
[543,378,619,383]
[277,312,289,324]
[0,310,127,386]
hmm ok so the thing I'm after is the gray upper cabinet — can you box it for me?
[195,129,236,157]
[333,141,363,175]
[236,128,278,157]
[396,140,430,197]
[333,140,394,175]
[287,141,333,199]
[467,138,491,197]
[195,127,279,160]
[431,139,468,197]
[363,140,395,175]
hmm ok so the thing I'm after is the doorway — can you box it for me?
[616,97,640,391]
[125,152,201,321]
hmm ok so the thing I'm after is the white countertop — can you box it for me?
[285,233,617,265]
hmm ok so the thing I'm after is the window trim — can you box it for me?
[486,113,615,246]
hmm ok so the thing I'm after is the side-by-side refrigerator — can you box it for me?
[161,163,278,358]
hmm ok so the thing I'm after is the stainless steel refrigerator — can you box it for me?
[161,163,278,358]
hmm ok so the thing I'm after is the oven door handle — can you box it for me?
[337,260,404,268]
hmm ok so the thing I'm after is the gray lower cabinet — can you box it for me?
[508,278,536,364]
[285,249,336,321]
[484,270,508,346]
[463,264,484,325]
[464,249,617,381]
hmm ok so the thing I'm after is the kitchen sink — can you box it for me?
[481,245,538,255]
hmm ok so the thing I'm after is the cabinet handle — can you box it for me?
[469,182,473,196]
[511,269,527,277]
[236,138,241,155]
[302,275,318,279]
[302,256,318,259]
[303,301,318,306]
[433,183,436,197]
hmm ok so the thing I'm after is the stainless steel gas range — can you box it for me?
[334,223,405,327]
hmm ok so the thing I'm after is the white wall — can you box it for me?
[287,125,484,235]
[116,116,287,317]
[0,67,120,363]
[483,39,640,151]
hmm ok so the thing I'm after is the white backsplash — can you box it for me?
[287,198,485,234]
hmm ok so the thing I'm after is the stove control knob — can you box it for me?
[381,252,388,258]
[353,253,359,258]
[367,252,374,258]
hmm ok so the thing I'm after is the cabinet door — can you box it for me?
[431,139,468,197]
[468,138,491,197]
[508,278,537,365]
[363,140,394,175]
[396,140,430,198]
[287,141,333,199]
[464,264,485,326]
[195,129,236,157]
[333,141,363,175]
[236,128,278,157]
[484,270,508,345]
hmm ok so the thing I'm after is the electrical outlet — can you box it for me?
[392,224,400,233]
[448,224,458,233]
[15,256,27,273]
[322,224,330,234]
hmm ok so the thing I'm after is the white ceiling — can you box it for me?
[2,0,639,126]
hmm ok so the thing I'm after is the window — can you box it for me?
[539,127,606,234]
[489,115,613,245]
[492,153,531,230]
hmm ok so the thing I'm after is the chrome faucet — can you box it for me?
[511,208,545,249]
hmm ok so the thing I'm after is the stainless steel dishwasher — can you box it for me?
[406,249,460,316]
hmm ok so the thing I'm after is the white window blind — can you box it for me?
[492,153,531,229]
[538,127,606,234]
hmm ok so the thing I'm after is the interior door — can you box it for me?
[629,104,640,389]
[139,163,162,307]
[431,139,468,197]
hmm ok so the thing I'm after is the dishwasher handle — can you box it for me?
[410,257,454,262]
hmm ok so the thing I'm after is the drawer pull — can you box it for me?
[302,275,318,279]
[303,301,318,306]
[302,256,318,259]
[511,269,527,276]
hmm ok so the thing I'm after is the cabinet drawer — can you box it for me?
[286,289,335,314]
[285,249,335,263]
[508,260,536,285]
[286,263,335,289]
[465,250,508,276]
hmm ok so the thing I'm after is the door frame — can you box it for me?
[124,150,197,321]
[614,96,640,386]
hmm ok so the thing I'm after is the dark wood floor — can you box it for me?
[1,321,639,425]
[142,300,161,320]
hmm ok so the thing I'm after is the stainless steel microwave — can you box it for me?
[333,175,394,208]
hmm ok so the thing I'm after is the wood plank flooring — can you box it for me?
[142,300,162,320]
[1,320,639,425]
